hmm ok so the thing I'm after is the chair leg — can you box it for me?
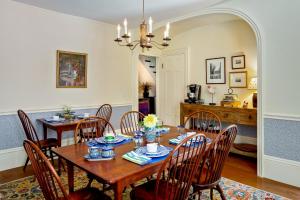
[210,188,214,200]
[23,156,29,171]
[197,191,202,200]
[49,148,55,165]
[216,184,226,200]
[86,178,94,188]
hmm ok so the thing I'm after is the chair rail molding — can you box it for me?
[0,103,132,116]
[264,113,300,122]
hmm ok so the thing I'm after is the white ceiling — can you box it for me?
[13,0,227,27]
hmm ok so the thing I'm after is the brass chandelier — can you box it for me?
[114,0,171,51]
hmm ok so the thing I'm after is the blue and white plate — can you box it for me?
[135,146,173,158]
[95,136,125,144]
[84,154,114,161]
[177,135,212,144]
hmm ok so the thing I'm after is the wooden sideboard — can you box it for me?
[180,103,257,126]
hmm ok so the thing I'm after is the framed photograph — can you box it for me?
[206,57,226,84]
[231,55,245,69]
[229,71,247,88]
[56,50,87,88]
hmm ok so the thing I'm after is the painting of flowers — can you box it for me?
[56,50,87,88]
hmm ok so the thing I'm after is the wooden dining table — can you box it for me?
[37,118,85,147]
[52,126,216,200]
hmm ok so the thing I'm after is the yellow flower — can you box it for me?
[143,114,158,129]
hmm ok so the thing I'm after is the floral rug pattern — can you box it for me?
[0,169,289,200]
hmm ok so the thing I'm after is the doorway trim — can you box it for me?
[132,8,263,176]
[159,48,189,123]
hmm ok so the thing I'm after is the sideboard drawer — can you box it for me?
[180,103,257,126]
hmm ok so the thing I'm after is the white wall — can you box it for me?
[0,0,132,113]
[168,20,257,106]
[212,0,300,116]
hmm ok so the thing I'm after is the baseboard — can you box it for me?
[263,155,300,187]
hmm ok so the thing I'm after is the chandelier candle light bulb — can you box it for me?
[148,17,153,34]
[117,24,121,39]
[124,18,128,35]
[166,22,170,36]
[128,32,131,43]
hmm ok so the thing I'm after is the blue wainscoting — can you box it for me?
[0,105,131,150]
[264,118,300,162]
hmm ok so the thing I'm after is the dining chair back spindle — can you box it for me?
[131,133,207,200]
[18,109,58,171]
[193,124,238,200]
[23,140,68,200]
[120,111,145,136]
[23,140,111,200]
[74,116,116,143]
[18,110,42,148]
[184,111,222,134]
[96,104,112,122]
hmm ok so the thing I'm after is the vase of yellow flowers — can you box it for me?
[143,114,158,143]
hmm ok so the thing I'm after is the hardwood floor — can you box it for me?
[0,154,299,199]
[222,154,300,199]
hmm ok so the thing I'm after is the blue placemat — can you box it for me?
[122,151,170,165]
[87,138,132,148]
[148,154,169,164]
[169,137,211,146]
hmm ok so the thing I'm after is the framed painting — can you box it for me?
[206,57,226,84]
[231,55,245,69]
[56,50,87,88]
[229,71,247,88]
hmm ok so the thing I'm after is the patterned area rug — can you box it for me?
[0,169,289,200]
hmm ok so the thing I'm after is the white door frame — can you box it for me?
[132,8,263,177]
[159,48,189,122]
[131,50,162,113]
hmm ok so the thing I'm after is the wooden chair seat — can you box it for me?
[130,180,177,200]
[61,187,111,200]
[39,138,59,148]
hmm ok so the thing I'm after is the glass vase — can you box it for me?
[145,128,156,143]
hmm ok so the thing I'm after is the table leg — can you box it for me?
[114,181,124,200]
[43,124,48,140]
[57,129,62,147]
[67,161,74,193]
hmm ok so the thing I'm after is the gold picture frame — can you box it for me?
[56,50,87,88]
[229,71,247,88]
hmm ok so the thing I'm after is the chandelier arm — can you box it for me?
[151,40,165,45]
[117,43,129,47]
[150,41,166,50]
[130,43,140,51]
